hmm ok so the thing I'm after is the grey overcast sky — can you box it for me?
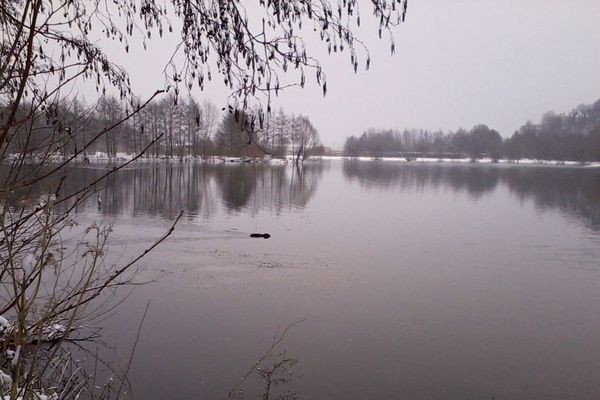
[104,0,600,148]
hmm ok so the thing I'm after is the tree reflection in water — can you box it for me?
[2,161,599,231]
[342,161,600,230]
[0,162,325,220]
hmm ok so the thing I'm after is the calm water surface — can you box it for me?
[62,161,600,399]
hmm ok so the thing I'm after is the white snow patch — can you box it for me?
[33,393,58,400]
[315,156,600,167]
[10,346,20,367]
[0,370,12,390]
[0,316,11,335]
[43,323,67,340]
[0,391,58,400]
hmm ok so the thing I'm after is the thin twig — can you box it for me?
[116,299,151,399]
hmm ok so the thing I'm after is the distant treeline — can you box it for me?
[1,95,325,161]
[344,99,600,162]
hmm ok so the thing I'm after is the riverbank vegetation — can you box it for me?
[1,96,324,162]
[344,98,600,163]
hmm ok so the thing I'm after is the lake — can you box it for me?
[58,161,600,399]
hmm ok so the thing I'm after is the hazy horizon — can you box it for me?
[90,0,600,148]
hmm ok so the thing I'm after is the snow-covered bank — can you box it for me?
[2,152,288,165]
[4,151,600,168]
[315,155,600,168]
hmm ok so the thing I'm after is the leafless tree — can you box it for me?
[290,115,320,163]
[1,0,408,397]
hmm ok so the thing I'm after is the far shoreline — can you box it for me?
[316,155,600,168]
[4,153,600,169]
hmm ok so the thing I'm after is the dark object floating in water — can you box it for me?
[250,233,271,239]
